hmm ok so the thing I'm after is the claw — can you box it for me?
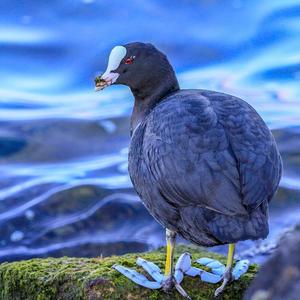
[112,264,161,289]
[185,258,249,285]
[214,267,232,297]
[185,266,202,277]
[192,258,223,283]
[196,257,226,276]
[185,265,222,283]
[173,254,193,300]
[136,257,164,283]
[113,254,246,298]
[174,252,191,284]
[175,282,192,300]
[201,270,223,283]
[113,254,193,299]
[232,259,249,280]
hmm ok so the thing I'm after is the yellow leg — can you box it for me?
[164,229,176,278]
[215,243,236,297]
[162,229,191,299]
[226,243,235,268]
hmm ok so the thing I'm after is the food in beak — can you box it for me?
[94,75,107,91]
[94,72,120,91]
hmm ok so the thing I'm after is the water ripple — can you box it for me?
[0,0,299,262]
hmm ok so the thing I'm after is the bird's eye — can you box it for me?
[125,56,135,65]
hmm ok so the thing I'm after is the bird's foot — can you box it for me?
[214,266,233,297]
[185,257,249,296]
[113,252,192,299]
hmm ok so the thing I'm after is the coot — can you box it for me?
[95,42,282,298]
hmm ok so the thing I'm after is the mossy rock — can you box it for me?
[0,245,257,300]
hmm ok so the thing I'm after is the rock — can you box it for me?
[0,245,257,300]
[244,226,300,300]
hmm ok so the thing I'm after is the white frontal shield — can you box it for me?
[101,45,127,80]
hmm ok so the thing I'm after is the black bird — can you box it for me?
[95,42,282,298]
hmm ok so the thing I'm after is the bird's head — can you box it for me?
[95,42,178,95]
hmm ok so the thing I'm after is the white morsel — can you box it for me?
[25,209,35,220]
[10,230,24,242]
[99,120,116,133]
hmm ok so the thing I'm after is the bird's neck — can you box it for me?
[130,77,179,135]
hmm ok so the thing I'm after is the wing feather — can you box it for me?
[139,91,282,216]
[142,94,248,216]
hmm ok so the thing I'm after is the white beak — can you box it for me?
[95,72,120,91]
[95,45,127,92]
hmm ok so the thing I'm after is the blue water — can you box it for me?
[0,0,300,262]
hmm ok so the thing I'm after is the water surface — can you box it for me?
[0,0,300,263]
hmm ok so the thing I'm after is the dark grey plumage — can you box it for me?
[128,89,281,247]
[99,42,282,248]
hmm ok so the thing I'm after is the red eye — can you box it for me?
[125,56,135,64]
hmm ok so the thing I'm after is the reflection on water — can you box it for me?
[0,0,299,262]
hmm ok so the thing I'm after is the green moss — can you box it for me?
[0,245,257,300]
